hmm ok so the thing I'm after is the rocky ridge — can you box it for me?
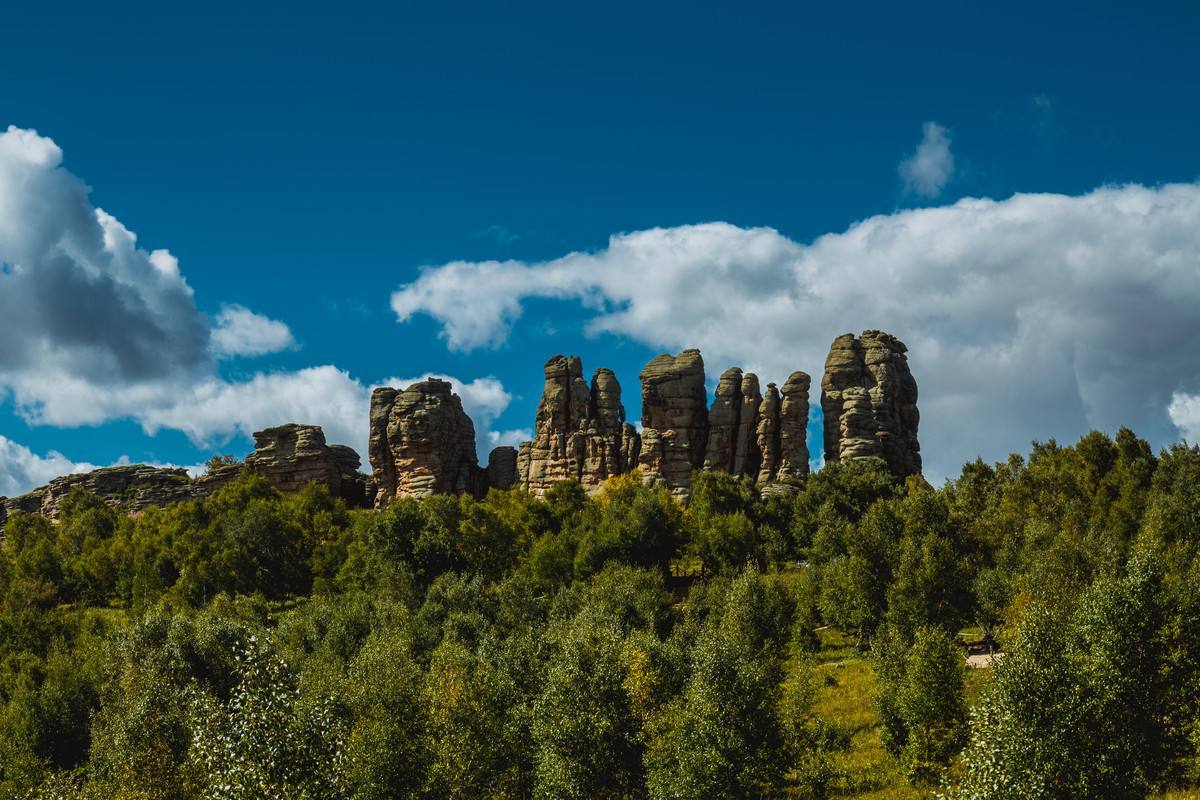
[2,331,919,525]
[1,422,371,526]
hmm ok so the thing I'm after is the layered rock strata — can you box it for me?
[638,349,709,495]
[776,371,812,481]
[2,465,198,524]
[517,356,640,495]
[242,423,369,505]
[370,379,483,503]
[820,330,921,477]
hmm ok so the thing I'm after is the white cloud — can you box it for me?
[899,121,955,198]
[0,125,513,483]
[0,435,100,497]
[211,304,296,358]
[1168,393,1200,443]
[391,183,1200,481]
[489,428,533,449]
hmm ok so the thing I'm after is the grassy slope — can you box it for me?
[799,629,987,800]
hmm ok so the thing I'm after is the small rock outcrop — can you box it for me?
[517,356,640,495]
[821,330,921,477]
[370,379,483,503]
[1,423,375,527]
[244,424,369,506]
[2,465,198,523]
[638,349,709,495]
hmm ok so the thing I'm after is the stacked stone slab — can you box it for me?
[638,349,709,496]
[241,424,369,506]
[820,330,921,477]
[517,355,640,496]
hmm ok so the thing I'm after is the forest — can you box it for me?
[1,427,1199,799]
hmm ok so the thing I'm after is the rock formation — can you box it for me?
[2,465,198,524]
[241,423,369,506]
[638,349,709,495]
[3,332,920,526]
[487,446,519,490]
[517,356,640,495]
[369,379,484,503]
[756,383,782,484]
[777,371,812,481]
[1,422,375,526]
[821,330,921,477]
[702,367,766,478]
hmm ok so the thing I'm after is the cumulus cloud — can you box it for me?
[391,183,1200,480]
[211,304,296,358]
[0,125,513,486]
[0,125,292,415]
[0,435,101,497]
[1167,393,1200,443]
[899,121,955,198]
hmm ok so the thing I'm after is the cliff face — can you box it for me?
[517,356,640,496]
[820,330,921,477]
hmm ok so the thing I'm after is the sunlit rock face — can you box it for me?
[821,330,921,478]
[638,349,709,496]
[517,355,640,496]
[369,379,483,503]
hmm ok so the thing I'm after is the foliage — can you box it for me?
[1,429,1199,798]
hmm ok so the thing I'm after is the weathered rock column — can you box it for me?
[638,349,708,495]
[820,330,921,478]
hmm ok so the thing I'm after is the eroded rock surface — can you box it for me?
[487,446,518,491]
[370,379,483,503]
[777,371,812,481]
[821,330,921,477]
[244,423,369,506]
[517,356,640,495]
[2,465,198,523]
[638,349,708,495]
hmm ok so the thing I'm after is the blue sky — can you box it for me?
[2,1,1200,492]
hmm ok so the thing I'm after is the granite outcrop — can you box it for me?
[1,422,372,526]
[516,356,640,496]
[368,378,516,503]
[820,330,921,477]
